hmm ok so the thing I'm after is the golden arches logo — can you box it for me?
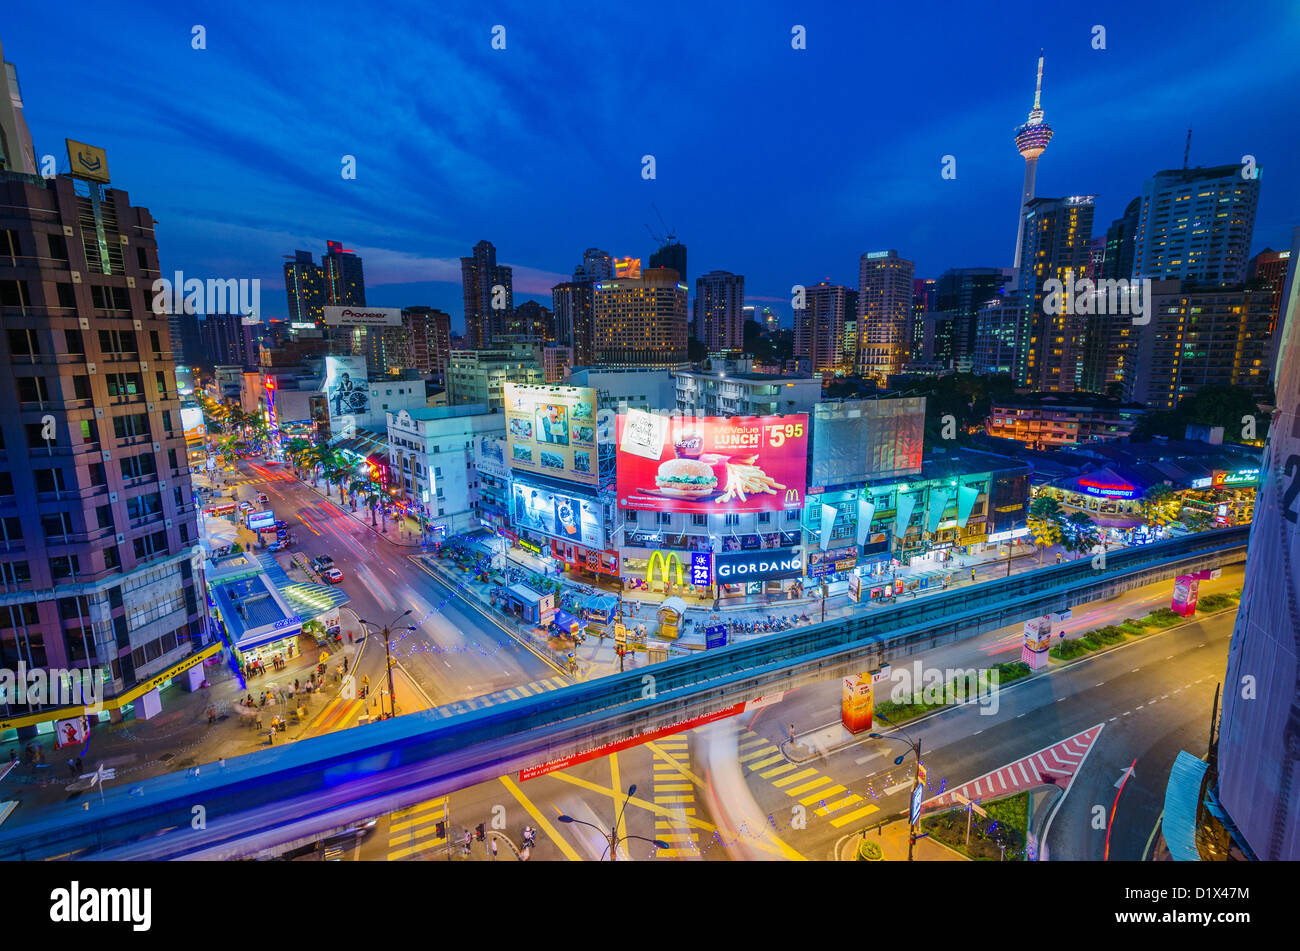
[784,488,801,504]
[647,550,684,586]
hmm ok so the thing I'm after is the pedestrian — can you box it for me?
[490,837,498,860]
[463,830,472,855]
[971,568,976,582]
[342,655,349,674]
[789,723,796,746]
[294,678,300,693]
[75,755,83,774]
[207,705,216,725]
[348,630,354,645]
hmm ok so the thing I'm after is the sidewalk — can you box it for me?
[836,816,968,861]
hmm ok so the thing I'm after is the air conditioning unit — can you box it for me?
[165,519,172,527]
[159,479,167,488]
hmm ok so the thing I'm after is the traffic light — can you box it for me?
[475,823,485,842]
[435,821,446,839]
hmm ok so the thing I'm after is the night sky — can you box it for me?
[7,0,1298,331]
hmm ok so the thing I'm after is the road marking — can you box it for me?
[972,730,983,736]
[800,785,846,806]
[760,763,798,780]
[1137,705,1144,710]
[1095,682,1105,687]
[854,752,882,765]
[772,768,818,788]
[498,775,581,862]
[1131,668,1140,672]
[883,781,912,796]
[749,753,786,770]
[1016,713,1026,718]
[1109,716,1117,721]
[786,776,833,796]
[1123,711,1131,716]
[830,803,880,828]
[1057,697,1066,703]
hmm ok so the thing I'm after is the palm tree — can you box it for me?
[347,478,369,512]
[285,438,311,477]
[1183,508,1214,533]
[1140,483,1179,530]
[1062,511,1100,559]
[1028,495,1064,566]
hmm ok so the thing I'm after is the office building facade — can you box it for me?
[693,270,745,352]
[856,250,915,381]
[461,239,513,349]
[592,268,688,367]
[1133,165,1261,286]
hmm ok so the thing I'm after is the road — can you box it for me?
[211,459,559,712]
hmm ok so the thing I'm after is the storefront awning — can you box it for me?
[551,610,582,631]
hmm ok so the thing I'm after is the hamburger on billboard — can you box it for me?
[616,411,808,514]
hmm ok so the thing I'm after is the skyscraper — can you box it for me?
[935,268,1008,370]
[1018,195,1096,391]
[552,281,595,366]
[1214,226,1300,860]
[1011,52,1054,272]
[574,248,613,284]
[593,267,688,367]
[1132,164,1261,286]
[1102,197,1141,280]
[282,241,364,329]
[793,282,850,374]
[0,155,204,709]
[0,37,36,174]
[461,239,513,349]
[856,250,915,381]
[649,239,687,284]
[401,306,452,377]
[693,270,745,352]
[201,314,258,369]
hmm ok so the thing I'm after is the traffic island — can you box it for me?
[835,816,968,861]
[919,790,1032,860]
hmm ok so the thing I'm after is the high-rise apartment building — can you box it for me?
[552,281,595,367]
[282,240,365,329]
[793,281,849,375]
[1248,248,1292,338]
[1102,197,1140,280]
[934,268,1008,370]
[693,270,745,352]
[0,38,36,175]
[201,314,258,369]
[856,250,915,381]
[446,345,544,410]
[973,295,1030,378]
[0,159,204,716]
[574,248,613,284]
[1126,280,1276,409]
[461,240,513,349]
[592,267,688,367]
[1018,195,1096,391]
[402,306,452,377]
[1132,164,1261,286]
[507,299,553,342]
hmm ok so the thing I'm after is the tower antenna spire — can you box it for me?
[1184,128,1192,170]
[1033,49,1044,111]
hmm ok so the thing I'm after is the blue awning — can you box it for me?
[551,610,582,631]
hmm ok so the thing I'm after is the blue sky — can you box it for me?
[7,0,1298,330]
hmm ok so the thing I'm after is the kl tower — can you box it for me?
[1011,51,1054,272]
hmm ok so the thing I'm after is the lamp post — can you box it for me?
[557,784,668,861]
[868,716,924,861]
[357,609,413,719]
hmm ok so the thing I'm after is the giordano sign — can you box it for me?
[715,548,803,582]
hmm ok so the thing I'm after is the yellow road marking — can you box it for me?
[760,763,797,779]
[611,752,628,857]
[816,795,862,817]
[786,776,833,796]
[772,768,818,788]
[739,746,777,763]
[830,804,881,828]
[801,785,847,806]
[498,775,582,861]
[749,753,785,770]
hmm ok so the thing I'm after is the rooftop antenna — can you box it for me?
[1033,49,1044,112]
[1183,128,1192,170]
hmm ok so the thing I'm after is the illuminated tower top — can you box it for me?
[1014,51,1054,160]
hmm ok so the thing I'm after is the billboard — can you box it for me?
[323,306,403,327]
[181,405,206,443]
[842,675,874,735]
[503,383,598,487]
[324,355,369,424]
[511,481,607,550]
[614,257,642,279]
[247,510,275,531]
[811,398,925,489]
[807,546,859,579]
[473,434,508,480]
[616,412,808,514]
[66,139,110,183]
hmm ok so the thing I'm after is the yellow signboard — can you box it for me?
[65,139,110,183]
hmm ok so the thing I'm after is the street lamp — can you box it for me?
[868,715,925,861]
[557,784,668,861]
[356,609,413,718]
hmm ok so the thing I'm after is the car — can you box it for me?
[323,567,344,584]
[257,493,270,503]
[310,555,335,572]
[274,520,290,531]
[238,500,254,512]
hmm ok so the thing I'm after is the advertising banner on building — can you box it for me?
[511,481,606,550]
[1172,574,1200,616]
[715,547,803,583]
[181,405,207,444]
[842,675,874,735]
[323,305,403,327]
[616,412,808,514]
[503,383,598,487]
[806,546,859,579]
[324,355,369,426]
[55,716,91,749]
[811,398,925,488]
[473,434,508,480]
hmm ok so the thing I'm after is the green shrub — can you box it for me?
[1196,592,1239,612]
[855,840,883,861]
[1091,626,1125,645]
[1143,608,1182,627]
[994,661,1032,683]
[1050,639,1090,660]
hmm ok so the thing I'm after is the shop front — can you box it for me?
[504,584,555,625]
[551,540,621,581]
[621,548,713,600]
[714,547,804,603]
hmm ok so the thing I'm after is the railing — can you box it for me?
[0,527,1248,860]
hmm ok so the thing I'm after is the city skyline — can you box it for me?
[6,0,1297,330]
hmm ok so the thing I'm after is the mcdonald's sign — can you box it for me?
[647,550,685,587]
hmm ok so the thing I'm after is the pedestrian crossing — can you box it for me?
[429,676,570,718]
[387,797,448,860]
[649,735,701,858]
[737,728,880,830]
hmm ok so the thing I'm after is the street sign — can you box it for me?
[952,791,988,817]
[910,784,924,826]
[705,624,727,649]
[917,763,927,788]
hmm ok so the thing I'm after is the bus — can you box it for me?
[204,501,238,518]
